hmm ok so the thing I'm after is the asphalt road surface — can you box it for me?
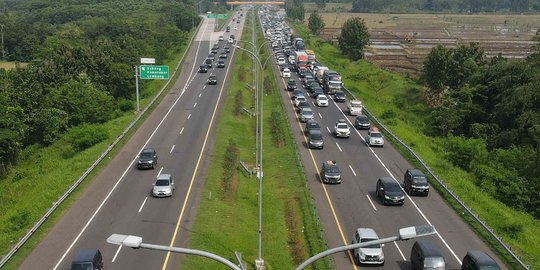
[19,13,247,270]
[260,11,507,270]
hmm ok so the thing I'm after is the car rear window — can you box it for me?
[155,179,170,186]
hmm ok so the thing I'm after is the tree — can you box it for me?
[421,45,451,106]
[338,17,370,61]
[286,0,305,21]
[308,12,325,36]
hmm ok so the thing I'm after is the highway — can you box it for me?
[18,13,247,270]
[260,10,506,270]
[17,7,507,270]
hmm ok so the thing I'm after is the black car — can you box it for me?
[334,91,346,102]
[296,101,310,112]
[376,177,405,205]
[211,48,218,54]
[224,46,231,53]
[321,160,341,184]
[311,87,324,98]
[217,60,226,68]
[354,115,371,129]
[205,58,213,68]
[304,119,321,135]
[198,64,209,73]
[207,75,218,85]
[308,129,324,149]
[404,169,430,196]
[137,148,158,169]
[286,79,297,91]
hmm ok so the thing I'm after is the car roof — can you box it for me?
[356,115,368,120]
[408,168,425,177]
[378,176,395,185]
[142,148,155,154]
[72,248,99,263]
[356,228,378,239]
[157,174,171,180]
[466,250,500,266]
[414,240,443,257]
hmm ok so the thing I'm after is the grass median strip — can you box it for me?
[180,12,329,270]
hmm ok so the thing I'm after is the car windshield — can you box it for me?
[140,152,153,159]
[326,166,340,173]
[155,179,170,186]
[386,183,402,192]
[361,238,381,248]
[371,132,382,138]
[310,133,322,140]
[302,111,313,116]
[330,82,341,87]
[337,124,348,129]
[318,96,328,100]
[413,176,427,184]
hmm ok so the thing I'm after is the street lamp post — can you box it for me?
[295,225,437,270]
[234,44,272,268]
[107,234,242,270]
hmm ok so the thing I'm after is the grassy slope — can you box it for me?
[180,13,329,270]
[291,22,540,269]
[0,33,191,269]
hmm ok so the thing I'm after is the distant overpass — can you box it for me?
[214,1,285,5]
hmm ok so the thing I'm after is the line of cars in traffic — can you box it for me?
[260,7,501,270]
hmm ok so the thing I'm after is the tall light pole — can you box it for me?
[234,44,272,269]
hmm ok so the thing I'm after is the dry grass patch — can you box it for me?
[285,197,308,264]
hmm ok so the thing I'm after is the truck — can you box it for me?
[295,51,309,71]
[325,80,342,94]
[322,70,342,94]
[306,49,316,63]
[315,66,329,83]
[289,34,299,46]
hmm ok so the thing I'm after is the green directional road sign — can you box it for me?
[140,65,169,79]
[207,13,228,19]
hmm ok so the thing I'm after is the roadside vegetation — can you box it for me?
[290,20,540,268]
[180,12,330,270]
[0,0,203,267]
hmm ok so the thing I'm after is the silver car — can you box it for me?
[152,174,175,197]
[352,228,385,265]
[299,107,314,122]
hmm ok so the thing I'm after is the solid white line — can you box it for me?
[179,127,184,134]
[318,112,323,119]
[53,16,209,269]
[138,197,148,213]
[366,194,377,211]
[349,165,356,176]
[111,245,122,263]
[335,142,343,152]
[394,242,407,261]
[169,145,175,154]
[193,102,197,108]
[157,167,163,177]
[187,114,191,119]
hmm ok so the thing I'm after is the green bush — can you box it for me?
[444,135,488,170]
[117,99,135,112]
[67,124,109,151]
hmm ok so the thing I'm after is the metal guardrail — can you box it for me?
[0,19,204,268]
[341,86,530,270]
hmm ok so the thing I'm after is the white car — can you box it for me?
[294,96,306,107]
[277,57,286,65]
[228,38,234,44]
[366,127,384,147]
[234,26,238,30]
[282,68,291,78]
[347,99,363,116]
[334,119,350,138]
[316,94,329,107]
[218,36,224,41]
